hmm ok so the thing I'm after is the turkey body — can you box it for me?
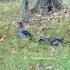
[39,37,63,46]
[17,27,32,40]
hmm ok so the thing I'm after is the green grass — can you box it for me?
[0,1,70,70]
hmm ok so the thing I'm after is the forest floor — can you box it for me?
[0,1,70,70]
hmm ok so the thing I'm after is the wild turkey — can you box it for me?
[16,21,32,40]
[38,37,63,46]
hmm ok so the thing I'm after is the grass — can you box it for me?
[0,0,70,70]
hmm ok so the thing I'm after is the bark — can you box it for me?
[22,0,29,23]
[30,0,62,15]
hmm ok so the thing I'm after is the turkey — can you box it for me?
[38,37,63,46]
[16,21,32,40]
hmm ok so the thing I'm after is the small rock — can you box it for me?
[0,37,4,43]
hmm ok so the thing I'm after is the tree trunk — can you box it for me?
[22,0,29,23]
[30,0,62,15]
